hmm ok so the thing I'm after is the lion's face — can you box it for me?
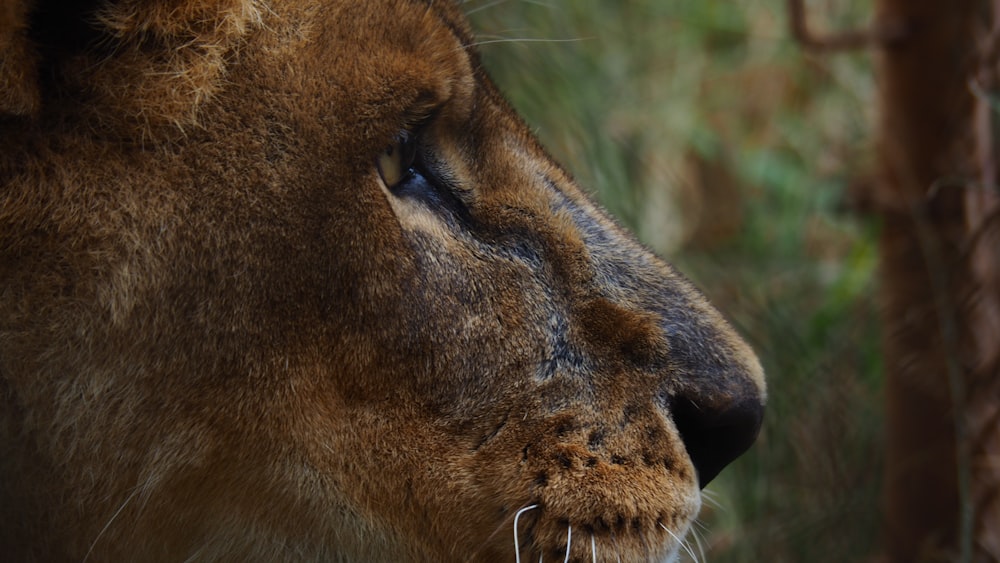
[0,1,764,561]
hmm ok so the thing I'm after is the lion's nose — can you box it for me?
[649,295,766,488]
[670,387,764,488]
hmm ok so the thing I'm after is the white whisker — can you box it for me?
[464,37,591,50]
[83,486,142,563]
[181,544,207,563]
[563,524,572,563]
[691,518,710,533]
[465,0,509,15]
[591,533,597,563]
[691,525,707,563]
[660,523,699,563]
[699,488,724,510]
[514,504,539,563]
[608,529,622,563]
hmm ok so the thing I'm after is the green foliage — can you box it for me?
[469,0,883,560]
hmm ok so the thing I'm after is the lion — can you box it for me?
[0,1,765,561]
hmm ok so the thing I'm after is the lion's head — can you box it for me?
[0,1,765,561]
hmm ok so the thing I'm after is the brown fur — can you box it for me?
[0,1,765,561]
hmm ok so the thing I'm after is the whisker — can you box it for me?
[563,524,572,563]
[699,488,725,511]
[82,486,142,563]
[464,0,555,7]
[180,544,207,563]
[690,525,707,563]
[660,522,699,563]
[609,529,622,563]
[464,37,591,50]
[514,504,539,563]
[591,534,597,563]
[464,0,510,15]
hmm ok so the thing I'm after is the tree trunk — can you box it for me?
[876,0,1000,560]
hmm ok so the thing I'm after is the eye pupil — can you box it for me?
[377,131,419,190]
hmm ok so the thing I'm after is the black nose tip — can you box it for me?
[672,395,764,488]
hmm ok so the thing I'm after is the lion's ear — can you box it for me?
[0,0,102,119]
[1,0,263,123]
[0,0,40,117]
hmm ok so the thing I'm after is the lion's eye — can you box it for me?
[377,131,418,190]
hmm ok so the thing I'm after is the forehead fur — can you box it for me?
[2,0,478,135]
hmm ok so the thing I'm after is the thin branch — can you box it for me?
[788,0,906,52]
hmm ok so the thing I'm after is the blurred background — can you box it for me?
[468,1,883,561]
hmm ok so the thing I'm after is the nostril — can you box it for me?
[671,395,764,488]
